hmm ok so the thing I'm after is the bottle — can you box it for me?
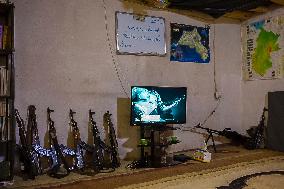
[202,140,208,152]
[161,154,167,165]
[160,147,167,165]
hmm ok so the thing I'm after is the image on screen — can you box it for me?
[130,86,187,126]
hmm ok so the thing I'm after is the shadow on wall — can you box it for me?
[117,98,140,161]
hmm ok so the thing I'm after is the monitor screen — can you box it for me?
[130,86,187,126]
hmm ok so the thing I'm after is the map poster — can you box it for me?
[170,23,210,63]
[242,15,284,80]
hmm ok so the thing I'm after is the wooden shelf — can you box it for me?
[0,95,11,98]
[0,1,14,182]
[0,49,14,55]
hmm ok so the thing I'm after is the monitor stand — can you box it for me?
[138,125,181,168]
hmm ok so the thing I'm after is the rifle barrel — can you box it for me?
[195,125,222,135]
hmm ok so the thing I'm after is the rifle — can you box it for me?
[104,111,120,168]
[26,105,42,174]
[89,110,104,171]
[47,107,70,178]
[68,109,85,170]
[195,124,248,152]
[245,108,268,149]
[15,109,38,180]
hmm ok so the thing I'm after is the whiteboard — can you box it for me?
[115,12,166,56]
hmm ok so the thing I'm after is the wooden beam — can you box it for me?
[222,10,256,21]
[120,0,282,24]
[249,6,270,13]
[271,0,284,6]
[121,0,242,24]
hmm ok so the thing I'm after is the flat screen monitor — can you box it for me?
[130,86,187,126]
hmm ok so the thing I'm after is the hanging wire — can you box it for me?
[213,25,218,96]
[200,98,221,127]
[176,97,221,131]
[102,0,130,98]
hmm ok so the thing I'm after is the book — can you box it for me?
[0,25,3,49]
[6,67,9,96]
[0,67,9,96]
[0,68,3,96]
[2,25,9,49]
[0,101,5,116]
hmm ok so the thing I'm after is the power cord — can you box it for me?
[212,25,222,100]
[176,97,222,131]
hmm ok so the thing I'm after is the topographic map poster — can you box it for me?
[242,15,284,80]
[170,23,210,63]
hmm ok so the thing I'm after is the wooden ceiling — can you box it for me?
[121,0,284,23]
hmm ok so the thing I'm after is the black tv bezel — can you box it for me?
[130,86,187,126]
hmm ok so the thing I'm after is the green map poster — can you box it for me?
[242,15,284,80]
